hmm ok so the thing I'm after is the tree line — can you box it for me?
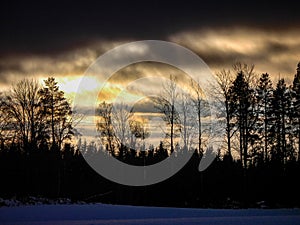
[215,62,300,167]
[91,62,300,169]
[0,62,300,207]
[92,74,209,165]
[0,77,74,153]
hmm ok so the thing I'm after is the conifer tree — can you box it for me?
[39,77,73,151]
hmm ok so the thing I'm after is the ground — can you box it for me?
[0,204,300,225]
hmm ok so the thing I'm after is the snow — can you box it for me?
[0,204,299,225]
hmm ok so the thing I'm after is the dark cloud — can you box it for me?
[170,28,300,77]
[264,42,291,54]
[130,97,160,114]
[1,1,300,56]
[0,41,118,84]
[108,62,193,88]
[1,0,300,87]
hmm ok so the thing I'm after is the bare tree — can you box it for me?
[156,75,181,153]
[232,62,256,84]
[213,69,235,158]
[111,102,132,146]
[0,92,13,150]
[190,80,210,155]
[96,101,115,154]
[129,118,150,151]
[5,79,43,152]
[178,91,195,152]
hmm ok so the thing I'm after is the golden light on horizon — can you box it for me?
[96,83,146,104]
[39,75,101,102]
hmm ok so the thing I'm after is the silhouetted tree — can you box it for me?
[5,79,44,152]
[129,120,147,150]
[96,101,115,154]
[111,102,132,159]
[256,73,274,162]
[214,69,235,158]
[2,65,300,208]
[156,75,181,153]
[178,91,196,152]
[39,77,74,151]
[0,92,12,151]
[191,80,209,155]
[214,63,256,159]
[271,79,293,163]
[291,62,300,160]
[229,71,257,168]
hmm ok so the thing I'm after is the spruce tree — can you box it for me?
[256,73,274,162]
[39,77,73,151]
[271,79,292,164]
[291,62,300,160]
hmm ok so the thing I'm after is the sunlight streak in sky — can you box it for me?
[1,27,299,98]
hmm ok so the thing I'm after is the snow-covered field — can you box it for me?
[0,204,299,225]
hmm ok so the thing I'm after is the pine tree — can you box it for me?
[291,62,300,160]
[271,79,292,164]
[229,72,257,168]
[39,77,74,151]
[256,73,274,162]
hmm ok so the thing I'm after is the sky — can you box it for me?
[1,1,300,93]
[1,1,300,152]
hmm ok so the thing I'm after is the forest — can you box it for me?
[0,62,300,208]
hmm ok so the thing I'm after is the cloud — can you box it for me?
[108,61,202,89]
[0,40,127,86]
[169,27,300,78]
[1,27,299,92]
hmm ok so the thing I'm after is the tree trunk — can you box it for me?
[264,99,268,161]
[170,104,174,153]
[225,101,231,157]
[198,101,202,155]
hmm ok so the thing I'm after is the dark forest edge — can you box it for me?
[0,62,300,208]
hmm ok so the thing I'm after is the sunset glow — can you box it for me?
[0,27,299,99]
